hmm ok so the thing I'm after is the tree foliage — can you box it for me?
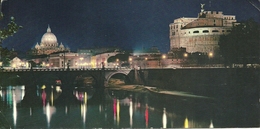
[0,16,22,46]
[219,19,260,67]
[107,53,130,63]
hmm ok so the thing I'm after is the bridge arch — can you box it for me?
[105,70,133,86]
[72,72,98,88]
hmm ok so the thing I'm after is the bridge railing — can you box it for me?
[0,67,132,72]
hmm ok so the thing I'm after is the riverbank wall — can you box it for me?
[134,68,259,98]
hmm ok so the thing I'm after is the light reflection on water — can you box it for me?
[0,85,216,128]
[0,85,257,128]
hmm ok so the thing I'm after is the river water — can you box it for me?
[0,83,259,128]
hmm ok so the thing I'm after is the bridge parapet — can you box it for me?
[0,68,134,87]
[0,68,132,72]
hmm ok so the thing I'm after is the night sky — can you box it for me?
[0,0,259,53]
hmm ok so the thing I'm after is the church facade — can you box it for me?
[169,4,237,55]
[31,25,69,55]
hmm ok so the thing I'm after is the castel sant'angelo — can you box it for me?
[169,4,237,54]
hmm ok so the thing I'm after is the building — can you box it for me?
[48,52,79,68]
[10,57,29,69]
[30,25,69,55]
[169,4,237,54]
[130,47,168,68]
[94,52,120,68]
[77,47,121,68]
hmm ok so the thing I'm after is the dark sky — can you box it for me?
[0,0,259,53]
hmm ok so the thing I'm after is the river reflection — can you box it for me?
[0,85,258,128]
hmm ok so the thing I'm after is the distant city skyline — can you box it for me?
[0,0,259,53]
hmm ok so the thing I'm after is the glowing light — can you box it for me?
[145,104,149,128]
[162,108,167,128]
[129,100,133,128]
[209,120,214,128]
[184,117,189,128]
[113,98,117,122]
[51,89,54,106]
[13,90,17,127]
[41,85,46,89]
[30,107,32,116]
[45,103,56,128]
[184,53,188,57]
[42,90,46,106]
[84,92,87,104]
[81,103,87,124]
[129,58,132,61]
[117,99,120,125]
[162,55,166,59]
[65,106,68,114]
[208,52,213,58]
[56,86,62,92]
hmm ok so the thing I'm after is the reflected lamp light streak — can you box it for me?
[129,100,133,128]
[7,87,13,106]
[113,98,117,125]
[145,104,149,128]
[184,117,189,128]
[113,98,117,117]
[42,90,46,106]
[51,89,54,106]
[81,104,87,124]
[84,92,87,104]
[12,91,17,127]
[45,103,56,128]
[162,108,167,128]
[30,107,32,116]
[65,106,68,114]
[117,99,120,126]
[0,89,3,101]
[209,120,214,128]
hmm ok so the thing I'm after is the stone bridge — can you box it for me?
[0,68,134,88]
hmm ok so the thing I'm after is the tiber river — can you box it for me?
[0,81,259,128]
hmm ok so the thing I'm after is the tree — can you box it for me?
[0,1,22,66]
[219,19,260,67]
[0,16,22,47]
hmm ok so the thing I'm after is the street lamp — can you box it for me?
[208,52,213,58]
[208,52,213,67]
[161,54,167,68]
[116,58,119,69]
[129,57,132,69]
[183,53,188,58]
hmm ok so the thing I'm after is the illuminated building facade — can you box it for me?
[169,4,237,54]
[31,25,69,55]
[77,47,121,68]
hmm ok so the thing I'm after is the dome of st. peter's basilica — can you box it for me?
[31,25,69,55]
[41,25,58,47]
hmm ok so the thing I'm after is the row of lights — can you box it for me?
[129,54,167,61]
[77,52,214,67]
[128,52,214,61]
